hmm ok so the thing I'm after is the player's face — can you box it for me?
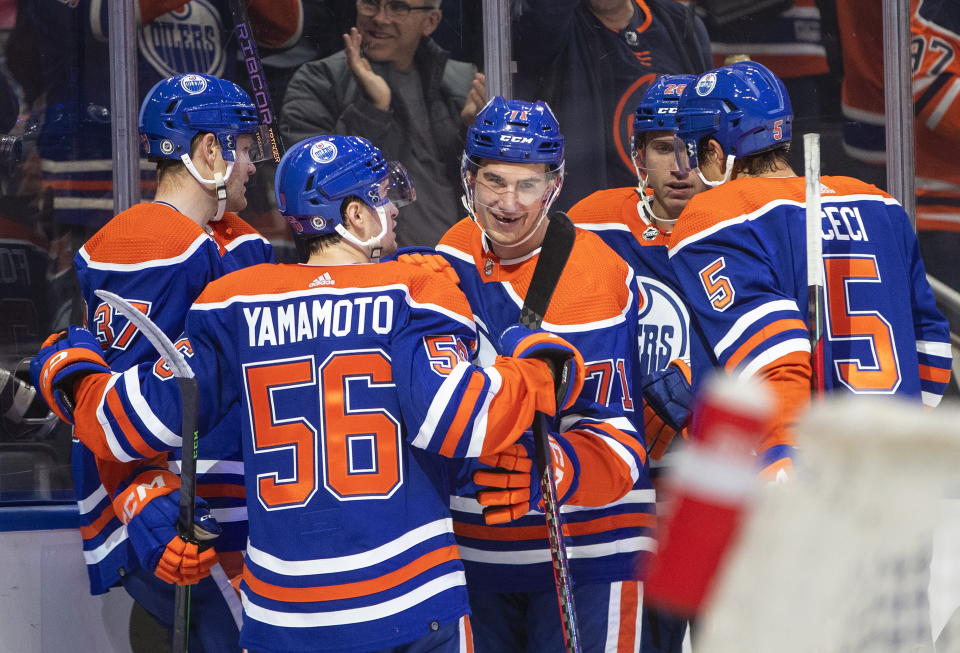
[638,132,706,221]
[374,199,399,256]
[224,134,257,213]
[470,161,556,253]
[356,0,440,67]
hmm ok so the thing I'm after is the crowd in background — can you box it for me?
[0,0,956,518]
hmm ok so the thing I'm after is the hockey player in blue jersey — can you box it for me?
[567,74,707,653]
[435,97,652,652]
[33,132,590,653]
[667,61,952,473]
[32,73,275,651]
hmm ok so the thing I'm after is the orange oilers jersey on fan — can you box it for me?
[73,258,563,652]
[840,0,960,230]
[912,0,960,230]
[669,176,951,465]
[436,219,653,593]
[72,202,273,594]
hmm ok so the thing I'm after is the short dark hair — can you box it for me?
[698,136,791,177]
[301,194,365,256]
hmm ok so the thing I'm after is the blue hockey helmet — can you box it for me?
[138,73,265,163]
[275,135,414,251]
[676,62,792,181]
[464,96,564,169]
[633,74,697,146]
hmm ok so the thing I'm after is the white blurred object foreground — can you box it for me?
[695,394,960,653]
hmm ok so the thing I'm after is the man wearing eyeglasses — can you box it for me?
[282,0,486,250]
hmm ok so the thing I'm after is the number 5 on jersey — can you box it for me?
[699,257,735,312]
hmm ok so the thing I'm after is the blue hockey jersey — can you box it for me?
[668,176,952,462]
[72,202,272,594]
[436,218,654,593]
[70,258,565,652]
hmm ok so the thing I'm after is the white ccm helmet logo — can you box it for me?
[499,135,534,144]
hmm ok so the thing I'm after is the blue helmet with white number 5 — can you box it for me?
[275,135,414,258]
[676,62,793,186]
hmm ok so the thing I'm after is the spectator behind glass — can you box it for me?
[514,0,711,211]
[281,0,486,248]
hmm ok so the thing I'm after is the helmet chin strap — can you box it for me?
[696,154,736,188]
[181,154,235,222]
[335,204,389,262]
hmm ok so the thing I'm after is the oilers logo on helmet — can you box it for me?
[179,74,208,95]
[695,73,718,96]
[138,0,226,78]
[310,140,338,164]
[635,276,691,376]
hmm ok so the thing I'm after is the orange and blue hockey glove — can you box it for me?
[114,468,221,585]
[640,359,693,459]
[473,431,579,525]
[395,249,461,285]
[30,327,111,424]
[499,324,586,412]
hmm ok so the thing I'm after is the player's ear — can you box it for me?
[191,132,220,170]
[343,199,366,234]
[703,138,725,167]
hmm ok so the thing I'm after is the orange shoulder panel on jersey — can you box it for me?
[195,261,475,323]
[568,186,672,247]
[81,203,207,265]
[508,229,632,326]
[671,175,891,246]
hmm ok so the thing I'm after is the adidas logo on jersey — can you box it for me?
[309,272,335,287]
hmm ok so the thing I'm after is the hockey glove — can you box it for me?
[116,468,221,585]
[499,324,585,411]
[396,250,461,285]
[473,431,577,525]
[30,327,111,424]
[640,359,693,459]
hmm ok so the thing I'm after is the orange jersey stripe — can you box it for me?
[196,260,475,325]
[440,372,487,457]
[617,581,641,653]
[105,387,164,459]
[454,513,656,542]
[79,505,117,540]
[43,179,115,191]
[197,483,246,499]
[725,318,808,371]
[243,545,460,603]
[919,364,952,384]
[73,374,117,461]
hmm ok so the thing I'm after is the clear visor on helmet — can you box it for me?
[462,154,562,212]
[633,133,684,179]
[222,125,273,164]
[378,160,416,208]
[674,135,700,176]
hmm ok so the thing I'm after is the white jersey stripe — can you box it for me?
[82,524,128,565]
[457,536,656,564]
[739,338,811,378]
[714,299,801,359]
[465,367,502,458]
[96,373,134,463]
[78,485,108,515]
[241,571,466,628]
[412,363,471,450]
[604,581,623,653]
[917,340,953,359]
[122,367,181,449]
[246,518,454,576]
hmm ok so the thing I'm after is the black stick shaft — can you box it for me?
[172,377,199,653]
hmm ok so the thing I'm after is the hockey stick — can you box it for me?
[518,212,582,653]
[228,0,285,164]
[804,133,825,393]
[94,290,199,653]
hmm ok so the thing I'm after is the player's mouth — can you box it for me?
[364,30,394,41]
[664,182,692,196]
[490,210,524,224]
